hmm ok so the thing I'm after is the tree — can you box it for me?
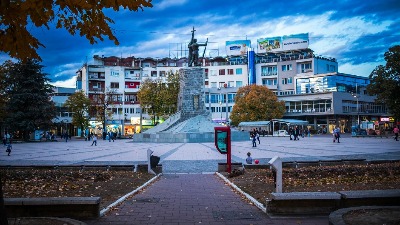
[137,71,180,124]
[0,0,152,61]
[1,59,56,140]
[64,90,91,137]
[89,88,116,138]
[230,84,285,126]
[367,45,400,120]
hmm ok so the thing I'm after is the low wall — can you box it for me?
[133,131,250,143]
[5,197,100,219]
[266,189,400,215]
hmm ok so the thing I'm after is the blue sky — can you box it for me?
[1,0,399,88]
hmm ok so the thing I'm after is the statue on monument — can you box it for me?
[188,27,208,67]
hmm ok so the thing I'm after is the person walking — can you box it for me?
[256,131,260,144]
[394,126,399,141]
[6,143,12,156]
[251,134,257,147]
[91,134,97,146]
[334,127,341,143]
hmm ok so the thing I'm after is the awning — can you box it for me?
[238,121,271,127]
[272,119,309,125]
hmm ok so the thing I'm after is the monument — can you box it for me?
[133,27,248,143]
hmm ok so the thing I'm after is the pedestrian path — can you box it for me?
[84,174,327,225]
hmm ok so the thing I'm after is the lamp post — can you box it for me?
[354,95,360,128]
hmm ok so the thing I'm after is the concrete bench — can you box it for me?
[5,197,101,219]
[339,189,400,208]
[266,192,341,215]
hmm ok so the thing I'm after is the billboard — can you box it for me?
[257,33,309,53]
[257,36,282,53]
[225,40,251,56]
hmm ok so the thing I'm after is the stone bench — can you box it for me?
[339,189,400,208]
[266,192,341,215]
[5,197,100,219]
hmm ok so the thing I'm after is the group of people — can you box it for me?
[288,126,303,140]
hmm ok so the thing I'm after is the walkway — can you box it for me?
[84,174,327,225]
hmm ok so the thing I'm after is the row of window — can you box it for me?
[209,81,243,88]
[262,77,293,86]
[207,68,243,76]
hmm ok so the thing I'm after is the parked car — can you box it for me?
[274,130,289,136]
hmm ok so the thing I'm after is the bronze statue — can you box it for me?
[188,27,208,67]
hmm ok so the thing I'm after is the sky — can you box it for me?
[1,0,399,88]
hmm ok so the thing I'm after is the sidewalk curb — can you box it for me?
[99,173,162,217]
[216,172,266,213]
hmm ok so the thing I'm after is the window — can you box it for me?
[210,70,217,76]
[281,64,292,71]
[110,82,119,89]
[219,69,225,75]
[282,77,293,84]
[219,82,225,88]
[261,66,277,76]
[159,71,166,77]
[330,65,336,71]
[210,82,217,88]
[151,71,157,77]
[228,81,234,87]
[227,69,234,75]
[262,79,277,86]
[300,63,312,73]
[236,68,243,75]
[236,81,243,87]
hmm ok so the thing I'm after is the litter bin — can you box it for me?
[150,155,160,168]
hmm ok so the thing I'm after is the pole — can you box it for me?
[225,92,228,124]
[227,126,231,173]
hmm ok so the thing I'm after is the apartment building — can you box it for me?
[75,34,391,136]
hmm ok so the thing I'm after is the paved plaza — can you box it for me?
[1,133,399,173]
[2,134,399,224]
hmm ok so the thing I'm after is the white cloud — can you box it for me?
[50,76,76,88]
[154,0,187,10]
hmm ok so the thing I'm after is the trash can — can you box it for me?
[150,155,160,168]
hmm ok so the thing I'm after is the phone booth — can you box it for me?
[214,126,232,173]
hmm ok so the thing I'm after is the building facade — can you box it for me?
[75,44,391,135]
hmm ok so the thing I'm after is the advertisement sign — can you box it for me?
[225,40,251,56]
[257,33,309,53]
[257,36,282,53]
[282,33,309,51]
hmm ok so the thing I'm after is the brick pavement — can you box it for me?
[84,174,328,225]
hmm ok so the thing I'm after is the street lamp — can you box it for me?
[353,94,360,128]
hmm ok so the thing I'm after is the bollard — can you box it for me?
[268,156,282,193]
[147,149,156,175]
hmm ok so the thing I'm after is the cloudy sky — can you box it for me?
[2,0,399,88]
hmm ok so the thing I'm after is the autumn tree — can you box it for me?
[230,84,285,126]
[367,45,400,121]
[0,0,153,61]
[0,59,56,140]
[64,90,91,137]
[137,71,180,124]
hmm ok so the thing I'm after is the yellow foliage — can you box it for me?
[0,0,153,61]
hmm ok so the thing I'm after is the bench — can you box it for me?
[267,192,341,215]
[5,197,101,219]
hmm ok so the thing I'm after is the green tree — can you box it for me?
[137,71,180,125]
[1,59,56,140]
[367,45,400,120]
[64,90,91,137]
[0,0,152,61]
[230,84,285,126]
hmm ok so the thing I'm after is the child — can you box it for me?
[246,152,253,164]
[6,143,12,156]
